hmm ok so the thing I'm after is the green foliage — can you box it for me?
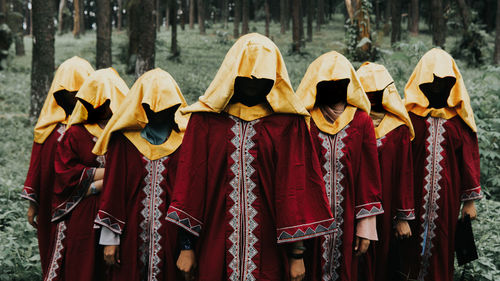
[344,0,378,62]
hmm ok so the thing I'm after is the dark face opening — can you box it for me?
[231,76,274,107]
[80,99,112,124]
[53,90,78,116]
[366,90,384,112]
[419,75,456,109]
[315,79,350,107]
[141,104,180,145]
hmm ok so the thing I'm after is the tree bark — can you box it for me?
[431,0,446,47]
[57,0,66,34]
[264,0,270,37]
[375,0,380,29]
[73,0,81,38]
[189,0,194,29]
[79,0,85,34]
[96,0,112,69]
[410,0,419,34]
[385,0,391,23]
[391,0,402,44]
[307,0,313,42]
[170,0,179,56]
[242,0,249,35]
[317,0,324,31]
[222,0,228,28]
[180,0,186,30]
[234,0,240,37]
[156,0,161,31]
[31,0,55,122]
[494,0,500,64]
[291,0,300,52]
[197,0,205,34]
[135,0,156,77]
[165,1,170,29]
[12,0,25,55]
[280,0,286,34]
[455,0,470,30]
[345,0,354,21]
[117,0,123,30]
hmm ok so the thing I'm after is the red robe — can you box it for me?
[307,110,383,281]
[166,112,335,281]
[95,133,180,281]
[43,124,105,281]
[399,114,482,281]
[21,123,67,276]
[361,125,415,281]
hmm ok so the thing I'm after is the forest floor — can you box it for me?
[0,16,499,280]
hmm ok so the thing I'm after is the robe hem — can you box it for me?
[395,209,416,221]
[20,186,38,204]
[165,206,203,237]
[460,186,483,202]
[276,218,336,244]
[355,202,384,219]
[94,210,125,234]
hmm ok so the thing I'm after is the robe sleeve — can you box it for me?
[459,125,482,201]
[21,142,43,204]
[354,116,384,220]
[94,135,129,235]
[275,117,336,244]
[51,129,96,221]
[394,127,416,220]
[165,113,207,237]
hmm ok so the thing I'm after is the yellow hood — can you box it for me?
[357,62,415,139]
[93,68,189,160]
[404,48,476,132]
[296,51,370,135]
[182,33,308,120]
[67,68,129,138]
[33,56,94,143]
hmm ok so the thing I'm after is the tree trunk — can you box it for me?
[135,0,156,77]
[307,0,313,42]
[31,0,55,122]
[96,0,112,69]
[57,0,66,34]
[345,0,354,21]
[317,0,324,31]
[241,0,249,35]
[456,0,470,30]
[117,0,123,30]
[170,0,179,56]
[357,0,371,51]
[79,0,85,34]
[0,0,6,24]
[385,0,391,23]
[12,0,25,55]
[197,0,205,34]
[73,0,81,38]
[165,2,170,29]
[291,0,300,52]
[431,0,446,47]
[234,0,240,37]
[280,0,286,34]
[189,0,194,29]
[222,0,228,28]
[375,0,380,29]
[391,0,402,45]
[264,0,270,37]
[156,0,161,31]
[180,0,186,30]
[410,0,419,34]
[494,0,500,64]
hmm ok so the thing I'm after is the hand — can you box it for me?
[177,250,196,281]
[86,179,104,197]
[27,202,38,228]
[289,258,306,281]
[103,245,120,266]
[461,200,477,220]
[94,168,105,181]
[394,220,412,239]
[354,236,370,256]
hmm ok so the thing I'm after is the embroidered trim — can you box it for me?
[395,208,416,220]
[460,186,483,201]
[318,126,348,281]
[166,207,203,236]
[355,202,384,219]
[276,218,336,243]
[56,124,66,142]
[44,221,67,281]
[227,116,259,281]
[419,117,446,280]
[140,156,167,281]
[94,210,125,234]
[96,155,106,168]
[52,168,96,221]
[20,186,38,204]
[376,135,386,148]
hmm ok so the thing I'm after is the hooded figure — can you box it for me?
[93,68,189,281]
[20,56,94,276]
[356,62,415,281]
[165,33,335,281]
[295,52,383,281]
[399,48,481,281]
[43,68,128,281]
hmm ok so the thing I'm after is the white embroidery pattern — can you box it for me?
[376,135,386,148]
[44,221,67,281]
[140,156,167,281]
[56,124,66,142]
[96,155,106,168]
[418,117,446,281]
[318,126,348,281]
[228,116,259,281]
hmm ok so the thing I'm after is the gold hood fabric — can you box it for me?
[181,33,309,121]
[93,68,189,160]
[67,68,129,138]
[296,51,371,135]
[33,56,95,143]
[404,48,476,132]
[357,62,415,140]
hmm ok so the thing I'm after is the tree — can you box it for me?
[317,0,324,31]
[117,0,123,30]
[31,0,55,121]
[57,0,66,34]
[135,0,156,77]
[234,0,240,37]
[391,0,402,44]
[156,0,161,31]
[306,0,313,42]
[12,0,26,55]
[291,0,300,52]
[170,0,179,57]
[409,0,419,35]
[431,0,446,47]
[189,0,194,29]
[241,0,249,34]
[197,0,205,34]
[221,0,228,28]
[96,0,112,69]
[180,0,186,30]
[495,0,500,64]
[73,0,84,38]
[280,0,286,34]
[264,0,270,37]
